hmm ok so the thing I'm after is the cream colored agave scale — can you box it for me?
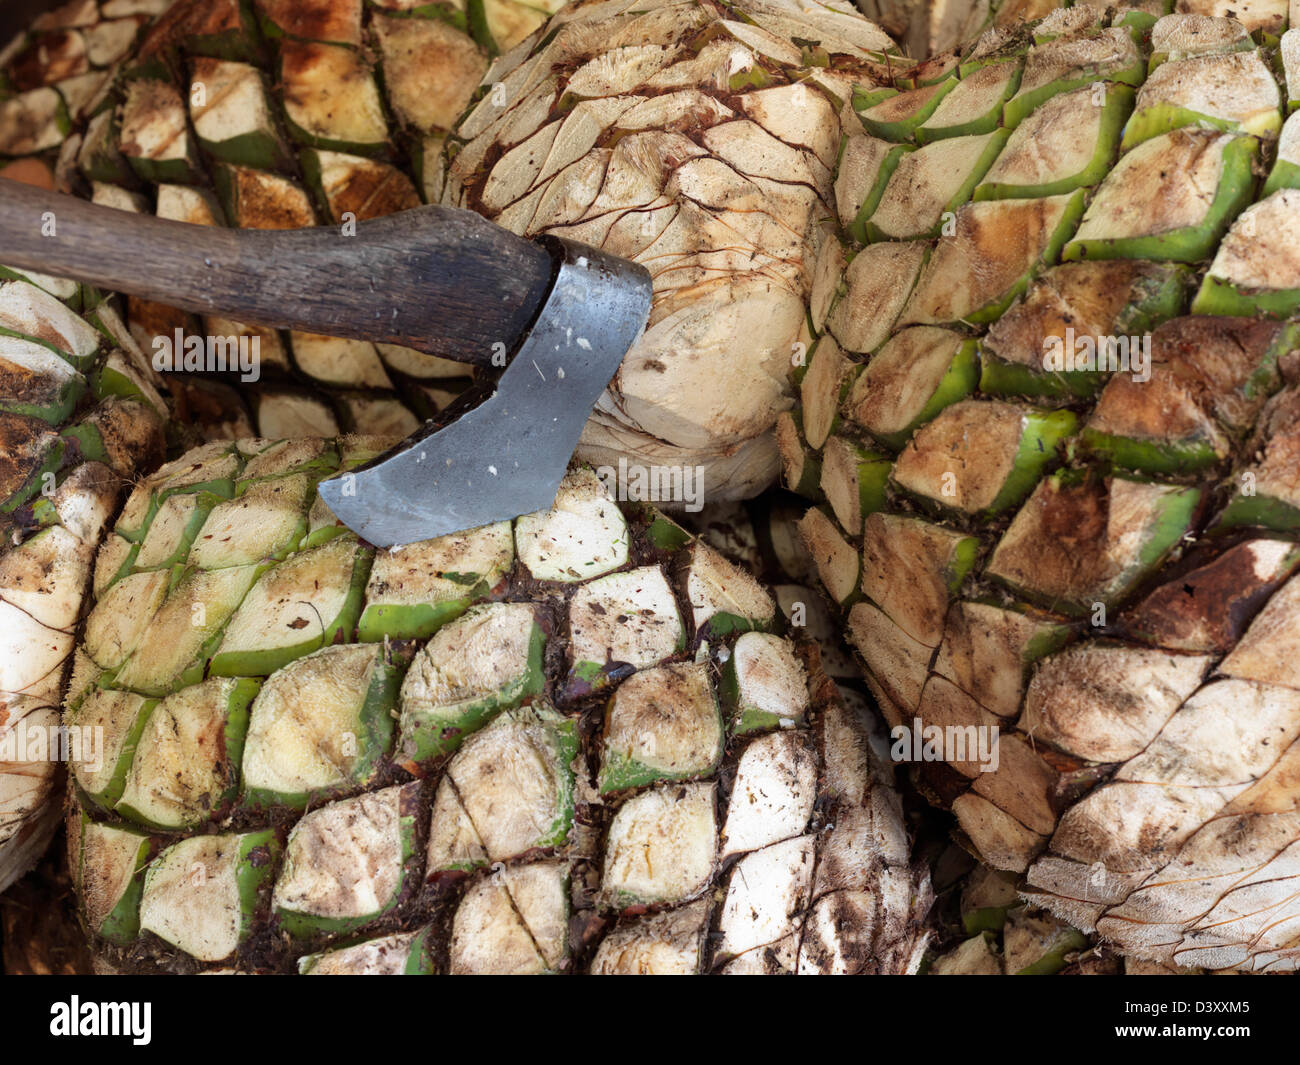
[443,0,902,500]
[0,273,167,892]
[1,0,910,499]
[787,0,1300,972]
[0,0,939,973]
[61,452,930,973]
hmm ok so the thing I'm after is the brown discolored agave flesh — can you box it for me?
[923,852,1208,975]
[786,1,1300,972]
[680,499,1118,978]
[923,853,1104,975]
[0,0,550,442]
[0,262,167,894]
[441,0,905,500]
[65,446,930,974]
[3,0,916,500]
[8,0,1299,975]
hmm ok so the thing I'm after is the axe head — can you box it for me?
[316,236,652,547]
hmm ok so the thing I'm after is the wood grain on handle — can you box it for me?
[0,179,556,367]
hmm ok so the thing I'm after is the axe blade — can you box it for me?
[317,237,652,547]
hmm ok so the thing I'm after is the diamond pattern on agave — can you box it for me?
[7,0,1300,975]
[0,272,167,892]
[1,0,906,501]
[442,0,899,498]
[0,0,941,976]
[787,2,1300,972]
[62,450,929,973]
[0,0,541,441]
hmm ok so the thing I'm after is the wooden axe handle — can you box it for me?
[0,179,556,368]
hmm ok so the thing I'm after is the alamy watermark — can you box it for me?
[50,998,151,1045]
[1042,327,1151,383]
[0,720,102,773]
[152,328,261,383]
[890,719,1000,773]
[594,458,706,512]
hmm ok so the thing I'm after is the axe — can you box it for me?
[0,180,652,546]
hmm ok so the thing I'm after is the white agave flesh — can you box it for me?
[446,0,891,501]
